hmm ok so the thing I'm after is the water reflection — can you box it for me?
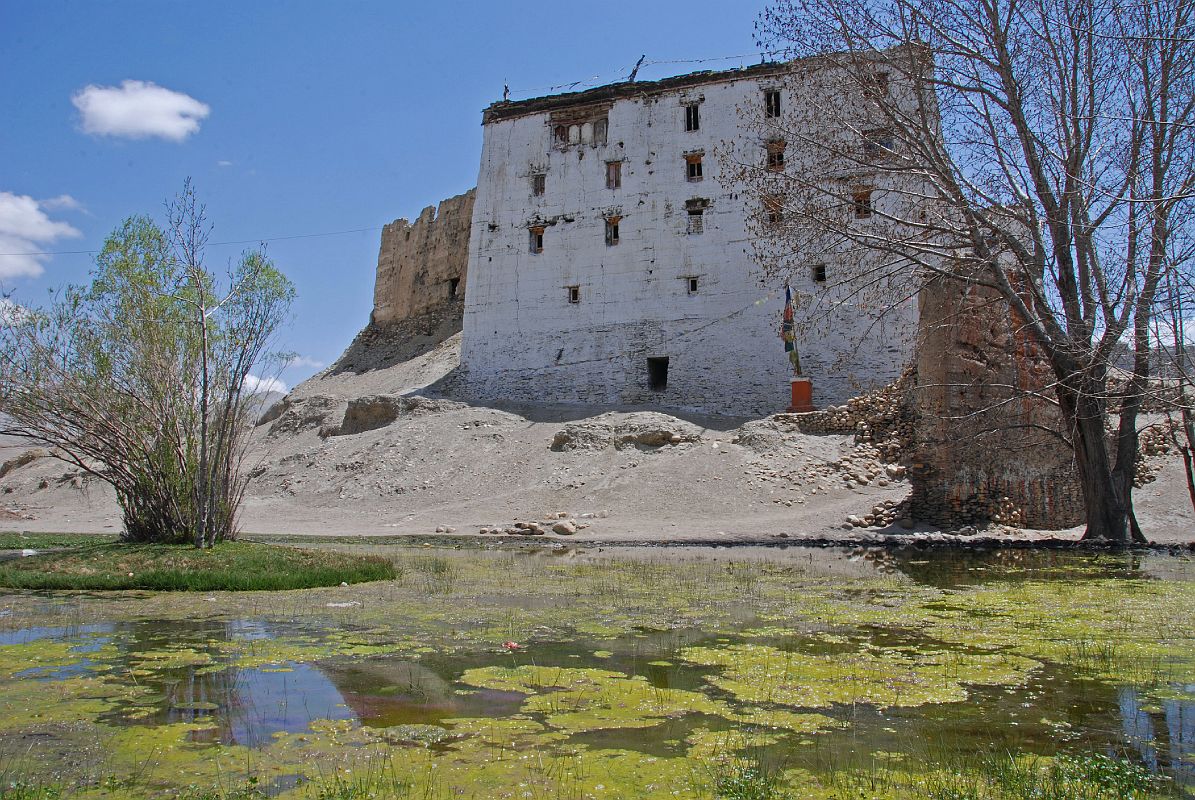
[1120,686,1195,786]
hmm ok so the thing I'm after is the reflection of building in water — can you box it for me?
[1119,686,1195,787]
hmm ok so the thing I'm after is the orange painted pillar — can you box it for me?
[788,377,815,413]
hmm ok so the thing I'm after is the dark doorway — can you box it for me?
[647,357,669,391]
[448,277,461,297]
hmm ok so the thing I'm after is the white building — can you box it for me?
[458,59,917,417]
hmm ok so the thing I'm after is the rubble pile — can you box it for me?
[477,510,607,536]
[550,413,703,451]
[774,368,916,463]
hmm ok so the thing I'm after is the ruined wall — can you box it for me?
[372,189,475,326]
[908,272,1085,529]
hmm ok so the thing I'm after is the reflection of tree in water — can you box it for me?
[318,660,525,729]
[883,549,1147,586]
[112,619,353,748]
[1119,687,1195,787]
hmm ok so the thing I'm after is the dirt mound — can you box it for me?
[333,395,467,436]
[0,449,48,480]
[329,299,462,376]
[550,412,704,451]
[265,395,346,436]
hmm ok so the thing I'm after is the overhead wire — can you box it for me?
[0,225,384,258]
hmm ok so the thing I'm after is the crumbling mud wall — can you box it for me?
[372,189,475,326]
[908,272,1085,529]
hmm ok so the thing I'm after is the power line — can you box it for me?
[0,225,383,258]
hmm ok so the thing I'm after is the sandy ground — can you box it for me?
[1,331,1192,546]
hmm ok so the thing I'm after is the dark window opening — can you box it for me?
[532,173,546,196]
[647,357,669,391]
[606,160,622,189]
[567,285,580,304]
[852,189,874,219]
[812,264,827,283]
[684,103,700,132]
[863,128,895,159]
[766,140,786,171]
[448,277,461,297]
[765,90,781,118]
[605,216,621,246]
[530,226,545,253]
[554,125,567,143]
[763,194,784,226]
[685,153,703,181]
[865,71,890,98]
[686,277,699,294]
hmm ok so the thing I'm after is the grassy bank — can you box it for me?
[0,540,395,590]
[0,532,119,550]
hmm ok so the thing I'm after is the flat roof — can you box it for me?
[482,60,794,124]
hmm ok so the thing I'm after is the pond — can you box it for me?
[0,544,1191,798]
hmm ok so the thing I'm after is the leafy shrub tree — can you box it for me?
[0,182,294,547]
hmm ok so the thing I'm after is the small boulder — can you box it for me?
[552,520,578,535]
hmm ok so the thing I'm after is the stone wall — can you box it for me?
[907,271,1085,529]
[372,189,475,326]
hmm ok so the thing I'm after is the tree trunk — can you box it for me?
[1058,384,1135,543]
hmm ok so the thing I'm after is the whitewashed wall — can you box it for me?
[458,70,917,418]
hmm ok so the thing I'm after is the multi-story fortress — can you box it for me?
[372,56,917,417]
[364,54,1084,528]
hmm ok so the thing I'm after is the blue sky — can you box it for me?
[0,0,769,390]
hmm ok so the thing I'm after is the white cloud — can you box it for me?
[286,355,326,370]
[72,80,210,142]
[0,298,31,326]
[40,194,84,213]
[217,160,233,168]
[243,374,287,395]
[0,192,82,283]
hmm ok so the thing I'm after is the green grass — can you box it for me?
[0,540,396,591]
[0,532,119,550]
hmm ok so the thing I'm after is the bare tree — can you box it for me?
[744,0,1195,542]
[0,182,294,546]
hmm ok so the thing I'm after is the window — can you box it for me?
[686,276,700,294]
[554,125,567,144]
[567,285,580,304]
[684,103,700,132]
[605,216,620,246]
[685,152,704,182]
[766,140,786,172]
[763,194,784,226]
[851,188,874,219]
[448,277,461,297]
[687,209,704,234]
[765,89,781,118]
[864,71,890,98]
[532,173,546,196]
[863,128,895,159]
[811,264,827,283]
[530,226,545,253]
[606,160,622,189]
[594,118,608,145]
[647,357,669,391]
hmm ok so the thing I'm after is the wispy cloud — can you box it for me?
[286,355,326,370]
[243,374,287,395]
[72,80,210,142]
[0,192,82,283]
[40,194,85,213]
[217,160,233,168]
